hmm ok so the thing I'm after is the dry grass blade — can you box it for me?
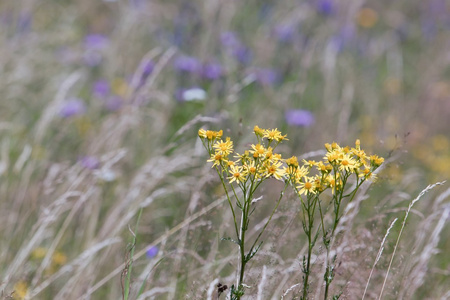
[378,181,446,300]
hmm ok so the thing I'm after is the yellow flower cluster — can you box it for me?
[31,247,67,274]
[286,140,384,196]
[199,126,288,184]
[199,127,384,193]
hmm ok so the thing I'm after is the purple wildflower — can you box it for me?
[233,46,253,64]
[84,34,109,50]
[316,0,335,16]
[173,55,201,74]
[254,68,280,86]
[220,31,241,50]
[202,62,223,80]
[60,98,86,118]
[146,246,159,258]
[93,79,110,98]
[79,156,100,170]
[285,109,315,127]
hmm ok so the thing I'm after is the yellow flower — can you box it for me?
[31,247,47,259]
[250,144,266,158]
[313,175,326,192]
[13,280,28,300]
[359,167,377,181]
[203,129,223,141]
[357,8,378,28]
[339,155,358,173]
[198,128,207,138]
[265,161,286,180]
[324,150,341,164]
[316,161,331,174]
[326,174,341,194]
[263,128,288,142]
[351,147,368,163]
[112,77,129,97]
[52,251,67,266]
[213,137,234,156]
[285,156,299,167]
[370,155,384,167]
[254,125,264,137]
[228,165,246,183]
[302,159,316,168]
[297,178,316,195]
[265,147,273,160]
[207,152,226,168]
[293,166,309,184]
[243,160,258,177]
[331,142,340,150]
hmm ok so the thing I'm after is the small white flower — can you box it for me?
[182,88,206,101]
[93,168,116,182]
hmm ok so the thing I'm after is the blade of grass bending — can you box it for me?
[124,208,143,300]
[362,217,397,300]
[378,181,446,300]
[136,257,166,299]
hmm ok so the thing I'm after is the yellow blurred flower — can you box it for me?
[112,77,129,97]
[52,251,67,266]
[31,247,47,260]
[254,125,264,137]
[285,156,299,167]
[357,8,379,28]
[13,280,28,300]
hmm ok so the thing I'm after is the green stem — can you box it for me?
[123,208,143,300]
[302,193,321,300]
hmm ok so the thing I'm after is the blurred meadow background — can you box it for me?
[0,0,449,299]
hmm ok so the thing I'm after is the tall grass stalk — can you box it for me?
[362,217,398,300]
[378,181,446,300]
[122,208,143,300]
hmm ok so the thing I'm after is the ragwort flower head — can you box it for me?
[264,160,286,180]
[293,166,309,184]
[250,143,267,159]
[254,125,265,137]
[297,177,316,195]
[285,156,299,167]
[263,128,288,142]
[198,128,223,141]
[207,152,227,168]
[339,154,358,173]
[213,137,234,156]
[228,164,246,184]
